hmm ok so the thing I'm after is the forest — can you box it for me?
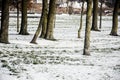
[0,0,120,80]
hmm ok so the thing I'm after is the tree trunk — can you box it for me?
[0,0,9,44]
[17,0,19,32]
[78,1,84,38]
[83,0,92,55]
[45,0,57,40]
[19,0,29,35]
[40,0,48,38]
[91,0,99,31]
[30,0,47,44]
[110,0,119,36]
[99,0,103,29]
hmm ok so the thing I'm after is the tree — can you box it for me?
[17,0,20,32]
[45,0,57,40]
[0,0,9,43]
[30,0,48,44]
[78,0,85,38]
[83,0,92,55]
[40,0,48,38]
[110,0,119,36]
[99,0,103,29]
[19,0,29,35]
[91,0,99,31]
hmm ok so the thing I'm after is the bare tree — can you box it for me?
[91,0,99,31]
[110,0,119,36]
[30,0,48,44]
[83,0,92,55]
[99,0,103,29]
[45,0,57,40]
[40,0,48,38]
[0,0,9,43]
[78,0,85,38]
[19,0,29,35]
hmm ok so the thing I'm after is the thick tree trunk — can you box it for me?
[19,0,29,35]
[45,0,57,40]
[30,0,47,44]
[0,0,9,44]
[110,0,119,36]
[91,0,99,31]
[83,0,92,55]
[40,0,48,38]
[78,1,84,38]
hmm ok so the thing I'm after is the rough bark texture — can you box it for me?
[78,1,84,38]
[0,0,9,43]
[45,0,57,40]
[40,0,48,38]
[19,0,29,35]
[83,0,92,55]
[30,0,47,44]
[110,0,119,36]
[91,0,99,31]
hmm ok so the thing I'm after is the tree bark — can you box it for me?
[0,0,9,44]
[91,0,99,31]
[110,0,119,36]
[19,0,29,35]
[30,0,47,44]
[45,0,57,40]
[78,1,84,38]
[40,0,48,38]
[17,0,19,32]
[99,0,103,29]
[83,0,92,55]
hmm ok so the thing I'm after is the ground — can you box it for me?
[0,14,120,80]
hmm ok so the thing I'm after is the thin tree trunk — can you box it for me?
[45,0,57,40]
[91,0,99,31]
[83,0,92,55]
[78,1,84,38]
[99,0,103,29]
[40,0,48,38]
[110,0,119,36]
[17,0,19,32]
[30,0,46,44]
[0,0,9,44]
[19,0,29,35]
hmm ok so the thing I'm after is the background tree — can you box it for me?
[78,0,85,38]
[91,0,99,31]
[99,0,103,29]
[45,0,57,40]
[19,0,29,35]
[0,0,9,43]
[110,0,119,36]
[83,0,92,55]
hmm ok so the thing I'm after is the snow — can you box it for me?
[0,14,120,80]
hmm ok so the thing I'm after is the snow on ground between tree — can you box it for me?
[0,14,120,80]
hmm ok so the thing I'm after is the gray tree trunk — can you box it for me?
[30,0,47,44]
[83,0,92,55]
[40,0,48,38]
[19,0,29,35]
[78,1,84,38]
[110,0,119,36]
[91,0,99,31]
[0,0,9,44]
[45,0,57,40]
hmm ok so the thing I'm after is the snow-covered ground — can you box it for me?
[0,14,120,80]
